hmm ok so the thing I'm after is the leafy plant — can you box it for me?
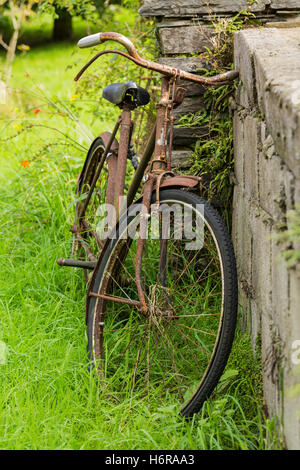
[274,204,300,268]
[199,9,256,68]
[176,10,257,225]
[177,86,235,226]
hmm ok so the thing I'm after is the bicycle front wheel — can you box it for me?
[86,189,238,415]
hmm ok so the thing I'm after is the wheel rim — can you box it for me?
[90,198,225,410]
[73,142,107,259]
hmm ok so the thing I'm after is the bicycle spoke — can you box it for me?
[87,190,237,414]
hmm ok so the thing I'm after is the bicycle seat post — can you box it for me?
[114,103,132,215]
[152,75,171,172]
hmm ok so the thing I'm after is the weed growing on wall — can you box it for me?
[176,10,258,227]
[274,204,300,268]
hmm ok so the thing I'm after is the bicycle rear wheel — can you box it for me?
[86,189,238,415]
[72,137,108,261]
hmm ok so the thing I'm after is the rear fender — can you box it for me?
[159,175,200,190]
[78,132,119,192]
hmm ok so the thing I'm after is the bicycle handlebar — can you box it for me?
[76,32,239,85]
[78,32,140,59]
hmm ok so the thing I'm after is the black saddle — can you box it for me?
[102,80,150,108]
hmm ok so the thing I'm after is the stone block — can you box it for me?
[283,363,300,450]
[173,126,207,147]
[232,20,300,451]
[139,0,268,17]
[283,162,296,212]
[158,56,208,73]
[235,82,252,110]
[158,57,207,97]
[233,112,244,188]
[261,312,282,419]
[170,150,193,169]
[271,1,300,8]
[243,115,259,201]
[236,284,249,330]
[282,264,300,450]
[174,96,205,116]
[158,24,214,54]
[249,298,261,349]
[258,149,295,222]
[232,187,253,284]
[295,179,300,204]
[231,188,240,265]
[251,30,300,178]
[234,31,257,105]
[289,265,300,354]
[234,27,300,176]
[176,80,206,98]
[270,235,290,344]
[250,210,272,314]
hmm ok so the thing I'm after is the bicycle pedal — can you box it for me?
[57,258,96,270]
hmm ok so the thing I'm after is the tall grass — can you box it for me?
[0,10,282,451]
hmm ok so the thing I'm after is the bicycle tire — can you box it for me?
[86,189,238,415]
[71,137,107,259]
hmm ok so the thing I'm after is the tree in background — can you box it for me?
[0,0,125,85]
[52,1,122,41]
[52,4,73,40]
[51,0,95,40]
[0,0,39,84]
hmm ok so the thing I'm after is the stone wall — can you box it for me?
[140,0,300,449]
[233,27,300,450]
[140,0,300,167]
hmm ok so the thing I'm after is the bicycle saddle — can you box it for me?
[102,80,150,108]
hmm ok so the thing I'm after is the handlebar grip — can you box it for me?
[77,32,140,60]
[77,33,102,49]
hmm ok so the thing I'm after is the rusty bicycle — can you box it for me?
[58,32,238,416]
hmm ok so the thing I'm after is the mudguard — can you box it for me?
[77,132,119,192]
[159,175,200,190]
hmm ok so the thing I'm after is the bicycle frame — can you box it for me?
[73,32,238,214]
[56,33,239,407]
[80,74,200,223]
[59,31,238,312]
[83,74,201,312]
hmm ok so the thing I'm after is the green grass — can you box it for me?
[0,11,282,451]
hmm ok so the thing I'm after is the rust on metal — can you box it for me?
[173,87,186,109]
[160,175,200,189]
[152,76,171,172]
[57,258,97,270]
[127,123,156,207]
[75,38,239,86]
[135,176,155,313]
[99,32,141,60]
[114,105,132,210]
[167,114,175,171]
[78,117,121,220]
[106,153,118,207]
[89,291,141,307]
[72,30,237,331]
[99,131,119,156]
[155,171,175,204]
